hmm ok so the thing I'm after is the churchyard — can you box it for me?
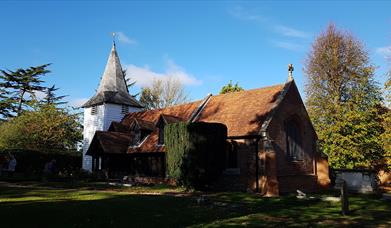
[0,181,390,227]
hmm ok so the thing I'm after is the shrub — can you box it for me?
[165,122,227,189]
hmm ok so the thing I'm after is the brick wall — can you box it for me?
[267,82,329,193]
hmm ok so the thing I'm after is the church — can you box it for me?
[82,44,330,196]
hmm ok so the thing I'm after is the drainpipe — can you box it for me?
[255,137,261,192]
[259,130,269,194]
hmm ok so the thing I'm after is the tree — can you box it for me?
[41,85,68,106]
[304,24,384,169]
[0,64,50,116]
[139,77,189,110]
[382,67,391,167]
[122,68,138,97]
[219,81,244,94]
[0,87,13,120]
[0,104,82,152]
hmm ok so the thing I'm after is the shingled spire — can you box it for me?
[82,44,142,108]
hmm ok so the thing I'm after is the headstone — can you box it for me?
[340,180,349,215]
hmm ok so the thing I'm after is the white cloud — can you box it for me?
[274,25,310,39]
[124,58,202,87]
[375,46,391,58]
[116,32,137,45]
[228,6,267,23]
[272,41,304,52]
[70,98,89,108]
[228,6,310,40]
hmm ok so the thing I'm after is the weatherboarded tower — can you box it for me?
[81,44,143,171]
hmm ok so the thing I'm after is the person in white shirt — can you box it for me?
[3,155,17,177]
[7,155,17,172]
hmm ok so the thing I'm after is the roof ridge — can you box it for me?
[210,83,285,99]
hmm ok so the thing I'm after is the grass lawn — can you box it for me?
[0,182,390,227]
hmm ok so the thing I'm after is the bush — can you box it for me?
[0,149,82,177]
[165,122,227,189]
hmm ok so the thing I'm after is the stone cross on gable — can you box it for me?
[288,64,294,81]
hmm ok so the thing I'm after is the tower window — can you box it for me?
[121,105,129,114]
[285,118,303,161]
[91,106,97,115]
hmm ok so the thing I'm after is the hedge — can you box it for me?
[165,122,227,189]
[0,149,82,176]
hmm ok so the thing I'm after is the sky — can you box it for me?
[1,1,391,107]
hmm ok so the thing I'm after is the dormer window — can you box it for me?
[158,126,164,145]
[128,119,153,147]
[121,105,129,114]
[155,114,182,146]
[91,106,97,115]
[134,129,141,144]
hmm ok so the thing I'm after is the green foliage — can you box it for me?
[41,84,68,106]
[382,73,391,167]
[304,24,384,169]
[122,68,138,97]
[219,80,244,94]
[165,122,227,189]
[0,104,82,152]
[0,64,50,116]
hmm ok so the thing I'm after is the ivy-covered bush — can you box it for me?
[165,122,227,189]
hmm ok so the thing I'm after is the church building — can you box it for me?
[83,44,330,196]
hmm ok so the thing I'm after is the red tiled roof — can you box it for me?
[122,100,201,126]
[87,131,132,155]
[198,84,284,136]
[127,129,165,154]
[108,121,131,133]
[118,84,285,154]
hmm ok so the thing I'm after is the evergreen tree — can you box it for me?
[42,84,68,106]
[304,24,384,169]
[0,64,50,116]
[0,87,13,120]
[122,68,138,97]
[219,81,244,94]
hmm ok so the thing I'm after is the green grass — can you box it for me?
[0,182,390,227]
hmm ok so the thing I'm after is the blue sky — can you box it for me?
[1,1,391,107]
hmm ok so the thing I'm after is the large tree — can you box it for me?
[0,104,82,152]
[219,81,244,94]
[304,24,384,169]
[0,64,50,117]
[139,77,189,110]
[382,67,391,167]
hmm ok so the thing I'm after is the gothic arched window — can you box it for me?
[285,118,303,161]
